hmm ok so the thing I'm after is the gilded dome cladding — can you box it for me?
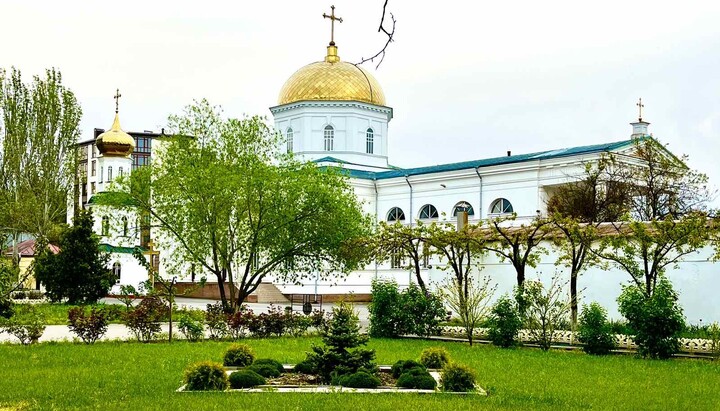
[278,59,386,106]
[96,114,135,157]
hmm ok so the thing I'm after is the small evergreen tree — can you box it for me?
[35,210,112,304]
[306,301,376,382]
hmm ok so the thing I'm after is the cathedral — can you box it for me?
[72,15,719,322]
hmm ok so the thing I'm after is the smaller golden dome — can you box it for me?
[96,113,135,157]
[278,45,386,106]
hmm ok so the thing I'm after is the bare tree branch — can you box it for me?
[356,0,396,69]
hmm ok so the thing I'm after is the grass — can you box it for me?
[0,337,719,410]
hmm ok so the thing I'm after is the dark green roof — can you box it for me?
[318,138,638,180]
[99,244,147,254]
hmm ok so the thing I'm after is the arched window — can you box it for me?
[324,125,334,151]
[386,207,406,222]
[366,128,374,154]
[122,216,128,236]
[419,204,439,220]
[286,128,294,153]
[490,198,514,214]
[107,166,113,182]
[452,201,475,217]
[112,262,121,284]
[100,166,104,182]
[118,167,124,178]
[102,216,110,236]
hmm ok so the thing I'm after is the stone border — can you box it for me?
[177,366,487,395]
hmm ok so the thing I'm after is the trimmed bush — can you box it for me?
[252,358,284,374]
[419,347,449,369]
[247,364,281,378]
[577,302,616,355]
[183,361,228,391]
[223,343,255,367]
[397,367,437,390]
[487,295,522,348]
[67,306,109,344]
[440,363,476,392]
[391,359,425,378]
[292,360,316,374]
[228,370,266,389]
[337,371,381,388]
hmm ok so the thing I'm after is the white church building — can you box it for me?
[75,36,719,323]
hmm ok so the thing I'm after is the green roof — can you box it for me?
[315,138,639,180]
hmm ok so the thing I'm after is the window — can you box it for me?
[366,128,374,154]
[122,216,128,236]
[100,166,103,182]
[91,160,96,176]
[119,167,124,178]
[91,182,96,194]
[112,262,121,284]
[418,204,439,220]
[102,216,110,236]
[490,198,514,214]
[324,125,334,151]
[386,207,406,222]
[286,128,294,153]
[107,166,112,182]
[390,249,404,269]
[133,154,150,170]
[452,201,475,217]
[91,146,97,158]
[134,137,151,154]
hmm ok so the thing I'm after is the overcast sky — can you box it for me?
[3,0,720,205]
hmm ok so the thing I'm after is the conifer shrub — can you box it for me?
[252,358,284,374]
[336,371,381,388]
[247,364,281,378]
[440,363,476,392]
[396,367,437,390]
[292,360,317,374]
[577,302,616,355]
[390,359,425,378]
[183,361,228,391]
[487,295,522,348]
[419,347,450,369]
[67,306,109,344]
[223,343,255,367]
[228,370,266,389]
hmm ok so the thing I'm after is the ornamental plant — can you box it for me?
[67,306,109,344]
[391,360,425,378]
[577,302,616,355]
[487,295,522,348]
[125,296,167,342]
[419,347,450,369]
[335,371,381,388]
[178,312,205,342]
[228,370,265,389]
[0,306,46,345]
[440,363,476,392]
[223,343,255,367]
[396,367,437,390]
[205,302,228,340]
[183,361,228,391]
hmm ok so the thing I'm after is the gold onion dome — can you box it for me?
[277,45,386,106]
[96,113,135,157]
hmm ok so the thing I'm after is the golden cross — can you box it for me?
[636,97,644,121]
[114,88,122,114]
[323,5,343,45]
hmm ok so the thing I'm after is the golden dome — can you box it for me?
[96,113,135,157]
[278,45,386,106]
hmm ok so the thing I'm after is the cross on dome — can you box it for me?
[323,5,343,46]
[114,88,122,114]
[636,97,644,122]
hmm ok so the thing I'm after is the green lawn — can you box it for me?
[0,337,718,410]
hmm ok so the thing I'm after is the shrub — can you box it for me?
[420,347,450,369]
[183,361,228,391]
[440,363,476,392]
[228,370,265,389]
[124,296,167,342]
[286,312,313,337]
[97,304,124,322]
[391,359,425,378]
[369,279,404,337]
[0,306,46,345]
[520,278,570,351]
[263,304,287,337]
[226,307,254,340]
[305,301,376,382]
[336,371,381,388]
[617,277,685,359]
[67,306,109,344]
[247,364,281,378]
[252,358,284,374]
[292,360,316,374]
[487,295,522,348]
[178,313,205,342]
[577,302,616,355]
[369,280,446,338]
[223,343,255,367]
[397,367,437,390]
[401,284,447,337]
[205,302,228,340]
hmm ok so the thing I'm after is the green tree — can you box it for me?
[439,275,495,346]
[520,276,570,351]
[374,221,429,292]
[101,100,371,311]
[34,210,112,304]
[0,67,81,256]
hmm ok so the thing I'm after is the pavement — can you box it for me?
[0,297,371,344]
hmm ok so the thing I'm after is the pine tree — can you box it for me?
[35,210,112,304]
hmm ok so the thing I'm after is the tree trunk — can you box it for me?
[516,264,525,287]
[414,265,427,294]
[570,270,578,328]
